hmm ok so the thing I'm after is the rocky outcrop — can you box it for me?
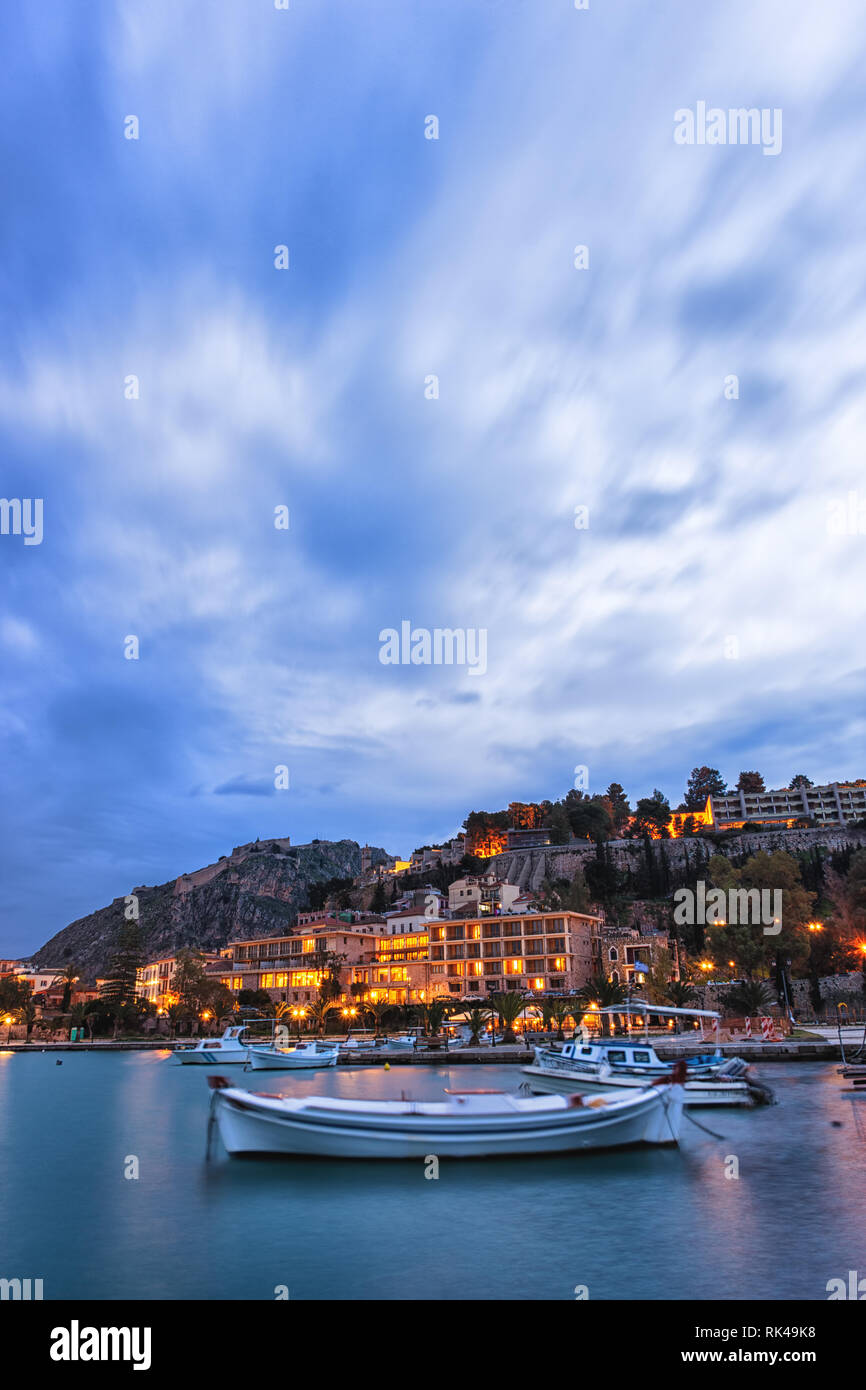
[32,839,380,980]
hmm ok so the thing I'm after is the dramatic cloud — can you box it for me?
[1,0,865,949]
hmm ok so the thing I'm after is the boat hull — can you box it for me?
[521,1066,754,1107]
[212,1085,683,1159]
[247,1046,339,1071]
[175,1048,249,1065]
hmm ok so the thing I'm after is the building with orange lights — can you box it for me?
[218,910,602,1009]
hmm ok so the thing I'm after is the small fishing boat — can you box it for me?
[206,1072,686,1159]
[246,1041,340,1071]
[378,1033,418,1053]
[522,1044,764,1107]
[173,1025,250,1066]
[521,1003,773,1107]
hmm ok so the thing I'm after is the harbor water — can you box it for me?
[1,1051,862,1300]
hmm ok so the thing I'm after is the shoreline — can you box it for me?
[0,1038,850,1061]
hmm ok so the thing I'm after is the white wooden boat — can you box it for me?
[522,1040,766,1107]
[206,1076,685,1158]
[246,1041,340,1071]
[173,1026,250,1065]
[378,1033,418,1053]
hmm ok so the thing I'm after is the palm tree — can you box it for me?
[548,998,573,1041]
[18,998,38,1039]
[360,998,393,1038]
[421,998,448,1039]
[57,963,78,1013]
[308,998,335,1036]
[489,991,526,1044]
[724,980,774,1018]
[465,1006,489,1046]
[665,979,696,1008]
[576,975,625,1036]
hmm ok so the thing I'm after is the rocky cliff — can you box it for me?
[33,839,382,980]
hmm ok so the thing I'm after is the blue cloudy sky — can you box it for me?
[2,0,865,953]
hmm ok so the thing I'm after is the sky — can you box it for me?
[2,0,866,954]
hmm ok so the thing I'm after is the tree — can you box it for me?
[684,767,726,810]
[369,880,388,913]
[576,975,625,1036]
[309,998,336,1035]
[789,774,813,789]
[723,981,774,1017]
[707,850,815,993]
[548,997,573,1040]
[644,946,674,1004]
[359,998,392,1038]
[489,991,526,1044]
[59,963,78,1012]
[663,979,696,1030]
[310,947,347,1003]
[172,950,211,1029]
[0,974,29,1014]
[563,791,612,843]
[99,923,144,1031]
[605,783,631,834]
[542,801,573,845]
[629,790,672,839]
[421,998,449,1038]
[465,1006,488,1046]
[736,771,766,794]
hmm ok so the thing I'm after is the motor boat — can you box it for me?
[523,1043,761,1107]
[206,1072,686,1159]
[522,1039,771,1107]
[246,1041,340,1071]
[173,1026,250,1065]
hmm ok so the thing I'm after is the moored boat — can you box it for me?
[173,1025,250,1065]
[522,1045,761,1107]
[206,1073,686,1159]
[246,1041,340,1071]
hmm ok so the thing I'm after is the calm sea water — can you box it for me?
[1,1050,862,1301]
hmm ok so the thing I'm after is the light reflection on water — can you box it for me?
[0,1053,862,1300]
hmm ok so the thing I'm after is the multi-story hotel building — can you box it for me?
[708,780,866,831]
[219,910,602,1008]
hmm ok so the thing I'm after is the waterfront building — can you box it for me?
[427,910,601,999]
[220,909,602,1009]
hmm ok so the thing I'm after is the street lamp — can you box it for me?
[341,1005,357,1039]
[291,1006,306,1040]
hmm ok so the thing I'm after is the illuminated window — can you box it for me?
[504,959,524,975]
[553,957,566,971]
[290,971,322,988]
[533,978,544,991]
[275,973,288,988]
[261,974,274,988]
[470,961,483,976]
[471,924,481,940]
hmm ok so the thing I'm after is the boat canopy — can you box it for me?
[596,1002,721,1021]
